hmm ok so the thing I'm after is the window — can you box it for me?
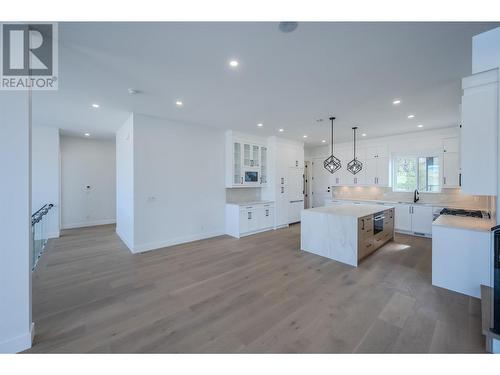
[393,156,440,192]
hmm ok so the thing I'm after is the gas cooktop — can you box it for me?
[440,208,487,219]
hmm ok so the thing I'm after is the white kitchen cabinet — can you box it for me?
[331,146,388,187]
[260,146,268,184]
[461,69,498,196]
[225,202,275,238]
[395,204,412,232]
[365,146,389,186]
[442,152,460,188]
[442,137,460,188]
[432,224,492,298]
[394,203,433,236]
[411,205,434,235]
[330,148,349,186]
[225,131,268,188]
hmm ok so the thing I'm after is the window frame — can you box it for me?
[392,154,441,193]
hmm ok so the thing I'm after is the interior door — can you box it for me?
[312,158,331,207]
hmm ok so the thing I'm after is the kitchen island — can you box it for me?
[300,204,394,267]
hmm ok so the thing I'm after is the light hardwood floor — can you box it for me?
[27,224,485,353]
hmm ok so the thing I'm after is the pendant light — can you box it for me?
[347,126,363,175]
[323,116,342,174]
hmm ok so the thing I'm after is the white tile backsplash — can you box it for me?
[226,188,261,204]
[332,186,494,211]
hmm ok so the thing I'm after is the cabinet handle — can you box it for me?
[241,177,243,184]
[361,219,365,230]
[248,212,252,220]
[459,173,461,187]
[409,206,411,214]
[443,176,446,185]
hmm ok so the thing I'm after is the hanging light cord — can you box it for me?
[352,127,357,160]
[330,117,335,155]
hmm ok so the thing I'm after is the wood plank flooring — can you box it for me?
[27,224,485,353]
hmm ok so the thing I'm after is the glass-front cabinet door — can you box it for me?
[260,146,267,184]
[233,142,242,185]
[252,145,260,167]
[243,144,251,167]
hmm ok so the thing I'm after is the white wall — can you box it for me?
[32,125,60,238]
[115,114,226,253]
[0,91,32,353]
[116,115,134,249]
[60,136,116,229]
[132,114,225,252]
[473,26,500,74]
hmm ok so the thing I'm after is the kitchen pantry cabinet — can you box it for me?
[460,69,498,196]
[394,203,433,236]
[442,137,460,188]
[225,202,275,238]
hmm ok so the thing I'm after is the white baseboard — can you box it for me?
[46,231,60,239]
[62,219,116,229]
[132,231,224,254]
[0,323,34,353]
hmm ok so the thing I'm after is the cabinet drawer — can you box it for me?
[358,238,374,260]
[358,215,373,239]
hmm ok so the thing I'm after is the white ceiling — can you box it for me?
[33,22,500,144]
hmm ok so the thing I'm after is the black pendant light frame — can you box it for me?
[347,126,363,175]
[323,116,342,174]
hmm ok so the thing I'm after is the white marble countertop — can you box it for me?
[306,204,393,218]
[226,200,275,206]
[331,197,488,211]
[432,215,495,232]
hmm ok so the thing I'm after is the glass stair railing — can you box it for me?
[31,203,54,270]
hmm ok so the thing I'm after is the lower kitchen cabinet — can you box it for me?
[394,203,433,236]
[225,202,275,238]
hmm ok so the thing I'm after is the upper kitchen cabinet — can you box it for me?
[225,131,268,188]
[365,146,389,186]
[441,137,460,188]
[461,69,498,196]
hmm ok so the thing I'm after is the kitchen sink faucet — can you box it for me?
[414,189,420,203]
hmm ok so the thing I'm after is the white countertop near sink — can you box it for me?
[226,200,274,206]
[306,203,393,218]
[331,197,486,210]
[432,215,495,232]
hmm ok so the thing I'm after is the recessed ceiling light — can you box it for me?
[303,135,308,138]
[393,99,401,105]
[84,133,90,137]
[417,124,423,128]
[279,128,284,132]
[175,100,183,107]
[91,103,99,108]
[128,88,139,95]
[321,139,326,143]
[229,60,239,67]
[362,133,367,137]
[257,123,263,127]
[407,114,415,119]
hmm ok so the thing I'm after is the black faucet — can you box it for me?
[414,189,420,203]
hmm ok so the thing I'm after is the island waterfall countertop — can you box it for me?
[301,204,395,267]
[433,215,495,232]
[306,204,394,218]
